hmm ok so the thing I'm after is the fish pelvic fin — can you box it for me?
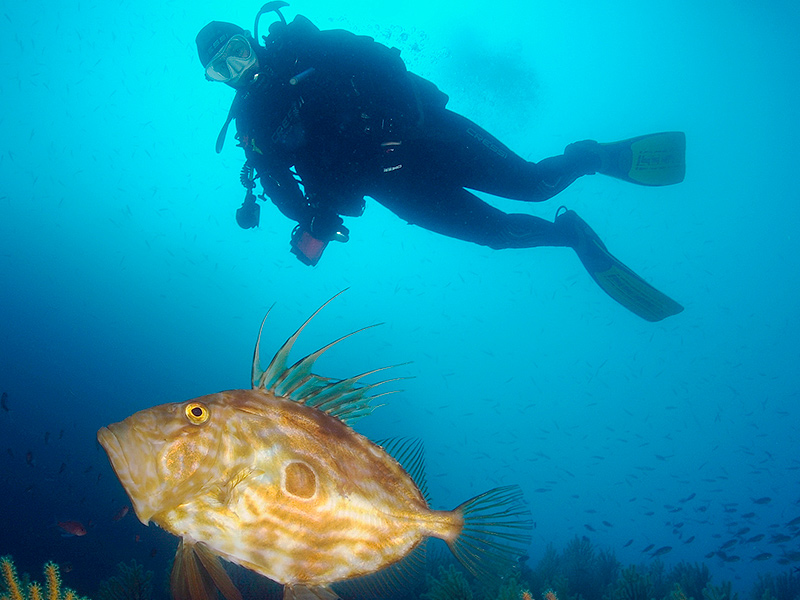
[170,540,242,600]
[283,585,340,600]
[447,485,533,584]
[251,291,408,425]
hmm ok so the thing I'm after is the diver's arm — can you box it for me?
[257,167,311,224]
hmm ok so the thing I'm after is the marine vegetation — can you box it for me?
[0,556,90,600]
[96,561,153,600]
[518,536,621,600]
[749,570,800,600]
[502,538,755,600]
[669,562,712,600]
[702,581,738,600]
[422,565,473,600]
[608,565,656,600]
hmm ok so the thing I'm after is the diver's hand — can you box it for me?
[309,212,350,243]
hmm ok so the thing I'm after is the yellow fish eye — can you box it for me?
[184,402,210,425]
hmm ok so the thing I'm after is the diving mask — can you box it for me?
[205,35,257,84]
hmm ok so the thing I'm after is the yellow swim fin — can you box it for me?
[556,208,684,322]
[598,132,685,186]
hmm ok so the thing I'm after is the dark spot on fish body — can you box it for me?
[284,461,317,499]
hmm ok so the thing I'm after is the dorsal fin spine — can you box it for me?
[251,304,275,389]
[253,291,348,391]
[250,291,402,425]
[273,325,380,397]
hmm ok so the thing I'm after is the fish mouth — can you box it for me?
[97,425,156,524]
[97,426,126,472]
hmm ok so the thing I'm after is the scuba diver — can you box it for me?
[195,2,686,322]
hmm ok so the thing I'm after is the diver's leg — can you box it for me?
[372,182,572,249]
[414,108,601,202]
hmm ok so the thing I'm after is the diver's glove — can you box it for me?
[235,192,261,229]
[309,212,350,243]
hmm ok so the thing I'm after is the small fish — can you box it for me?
[584,524,596,532]
[1,391,8,411]
[57,520,87,536]
[58,462,67,474]
[752,497,772,505]
[602,520,613,528]
[112,505,129,521]
[641,544,655,553]
[741,512,756,519]
[720,539,738,549]
[770,534,791,544]
[622,539,633,548]
[745,534,765,543]
[786,516,800,527]
[722,555,741,563]
[752,553,773,561]
[650,546,672,557]
[683,536,695,544]
[25,451,34,467]
[98,297,533,600]
[679,493,696,503]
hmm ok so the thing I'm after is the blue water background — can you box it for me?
[1,0,799,596]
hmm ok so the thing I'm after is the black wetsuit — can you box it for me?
[234,15,595,251]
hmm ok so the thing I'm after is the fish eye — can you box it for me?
[184,402,210,425]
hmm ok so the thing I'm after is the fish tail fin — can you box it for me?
[171,540,242,600]
[447,485,533,583]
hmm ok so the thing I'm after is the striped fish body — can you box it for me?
[100,388,458,587]
[98,296,531,600]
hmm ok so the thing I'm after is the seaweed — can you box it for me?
[96,561,153,600]
[421,565,473,600]
[607,565,654,600]
[749,571,800,600]
[669,562,711,600]
[702,581,737,600]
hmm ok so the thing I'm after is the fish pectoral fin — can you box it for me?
[283,585,340,600]
[171,540,242,600]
